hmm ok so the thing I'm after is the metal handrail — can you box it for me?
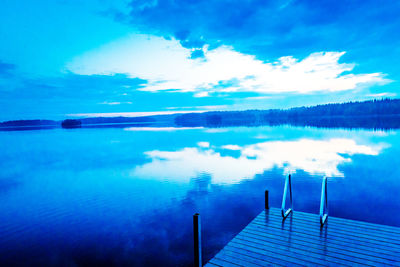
[281,174,293,218]
[319,176,328,225]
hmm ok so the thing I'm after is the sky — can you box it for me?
[0,0,399,121]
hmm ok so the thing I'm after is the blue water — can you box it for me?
[0,125,399,266]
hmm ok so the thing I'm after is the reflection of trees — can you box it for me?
[206,115,222,127]
[61,119,82,128]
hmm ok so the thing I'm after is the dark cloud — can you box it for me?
[0,73,146,100]
[0,61,15,77]
[120,0,400,73]
[0,72,230,120]
[0,73,147,120]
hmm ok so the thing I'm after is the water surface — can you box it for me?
[0,125,399,266]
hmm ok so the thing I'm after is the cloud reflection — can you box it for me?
[132,138,385,184]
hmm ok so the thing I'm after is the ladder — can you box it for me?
[281,174,329,226]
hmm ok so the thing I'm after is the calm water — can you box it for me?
[0,125,399,266]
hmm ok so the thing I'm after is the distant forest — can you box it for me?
[1,98,400,130]
[0,119,58,127]
[174,98,400,130]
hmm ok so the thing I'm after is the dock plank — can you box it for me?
[241,227,400,264]
[236,231,395,266]
[206,207,400,266]
[257,211,400,242]
[251,217,400,252]
[218,246,279,266]
[250,219,400,252]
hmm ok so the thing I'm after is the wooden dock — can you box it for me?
[205,207,400,266]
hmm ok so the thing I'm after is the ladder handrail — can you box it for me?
[281,174,293,218]
[319,176,328,225]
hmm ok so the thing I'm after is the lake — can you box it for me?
[0,125,399,266]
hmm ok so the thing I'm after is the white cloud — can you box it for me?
[221,144,242,150]
[203,129,229,133]
[166,105,229,110]
[244,96,272,100]
[98,101,132,105]
[197,142,210,148]
[366,92,396,98]
[67,34,390,95]
[131,138,386,184]
[194,91,210,97]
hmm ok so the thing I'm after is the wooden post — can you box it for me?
[265,190,269,209]
[193,213,202,267]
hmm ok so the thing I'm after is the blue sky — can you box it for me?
[0,0,399,121]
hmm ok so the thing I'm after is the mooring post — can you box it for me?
[265,190,269,209]
[193,213,202,267]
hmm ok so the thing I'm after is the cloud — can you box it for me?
[131,138,386,184]
[0,60,22,92]
[0,72,145,98]
[67,34,390,96]
[0,72,147,120]
[119,0,400,59]
[0,61,15,77]
[194,92,209,98]
[366,92,396,98]
[221,144,241,150]
[111,0,400,94]
[166,105,229,110]
[197,142,210,148]
[99,101,133,105]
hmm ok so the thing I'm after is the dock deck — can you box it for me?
[205,207,400,266]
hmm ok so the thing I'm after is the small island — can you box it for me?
[61,119,82,128]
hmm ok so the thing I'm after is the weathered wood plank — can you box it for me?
[261,208,400,241]
[214,251,265,267]
[231,237,357,266]
[208,257,243,267]
[226,241,317,266]
[252,211,400,251]
[206,207,400,267]
[237,230,398,266]
[251,211,400,258]
[251,218,400,252]
[219,246,280,266]
[261,207,400,237]
[252,218,400,251]
[241,226,400,263]
[293,209,400,234]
